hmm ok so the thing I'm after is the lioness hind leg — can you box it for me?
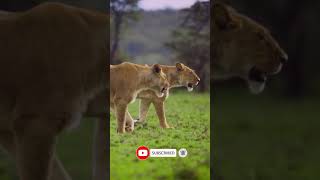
[13,116,60,180]
[0,130,72,180]
[136,99,151,123]
[49,155,72,180]
[125,111,134,132]
[153,101,171,128]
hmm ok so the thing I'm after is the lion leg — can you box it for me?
[13,115,60,180]
[92,114,108,180]
[49,154,72,180]
[136,99,152,123]
[0,130,71,180]
[114,101,128,133]
[125,111,134,132]
[153,101,170,128]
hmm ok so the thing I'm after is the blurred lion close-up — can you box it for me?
[0,2,108,180]
[212,2,288,93]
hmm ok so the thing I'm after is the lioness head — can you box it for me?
[150,64,170,97]
[175,63,201,91]
[212,2,288,94]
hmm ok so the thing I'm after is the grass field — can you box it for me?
[0,92,210,180]
[213,88,320,180]
[110,92,210,180]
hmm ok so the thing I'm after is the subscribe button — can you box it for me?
[136,146,187,160]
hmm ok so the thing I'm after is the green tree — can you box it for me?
[110,0,140,63]
[167,1,210,91]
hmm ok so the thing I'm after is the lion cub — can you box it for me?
[110,62,169,133]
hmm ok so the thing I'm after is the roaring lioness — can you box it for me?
[212,2,288,93]
[134,63,200,128]
[110,62,169,133]
[0,2,107,180]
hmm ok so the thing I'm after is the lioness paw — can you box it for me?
[160,123,172,129]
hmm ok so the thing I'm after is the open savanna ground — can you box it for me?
[110,92,210,180]
[213,87,320,180]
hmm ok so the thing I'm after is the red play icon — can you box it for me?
[136,146,150,160]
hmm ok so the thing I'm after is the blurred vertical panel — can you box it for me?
[0,1,109,180]
[212,0,320,179]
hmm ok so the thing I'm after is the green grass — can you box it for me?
[213,88,320,180]
[0,92,210,180]
[110,92,210,180]
[0,119,95,180]
[56,119,95,179]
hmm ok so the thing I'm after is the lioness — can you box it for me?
[134,63,200,128]
[0,2,107,180]
[110,62,169,133]
[212,2,288,93]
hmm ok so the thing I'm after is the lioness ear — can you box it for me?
[212,2,241,30]
[176,62,185,71]
[153,64,162,74]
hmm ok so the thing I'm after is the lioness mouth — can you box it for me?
[187,83,194,92]
[248,67,267,83]
[161,87,167,93]
[248,66,267,94]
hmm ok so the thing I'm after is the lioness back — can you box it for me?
[110,62,169,101]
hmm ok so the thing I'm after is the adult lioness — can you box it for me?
[135,63,200,128]
[110,62,169,133]
[212,2,288,93]
[0,2,107,180]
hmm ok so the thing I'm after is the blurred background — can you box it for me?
[213,0,320,179]
[110,0,210,91]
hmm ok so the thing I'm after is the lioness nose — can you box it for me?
[196,78,200,86]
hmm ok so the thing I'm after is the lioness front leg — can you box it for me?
[115,101,128,133]
[14,116,60,180]
[153,101,171,128]
[0,130,71,180]
[136,99,151,123]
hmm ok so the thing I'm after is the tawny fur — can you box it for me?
[212,2,287,93]
[135,63,200,128]
[110,62,169,133]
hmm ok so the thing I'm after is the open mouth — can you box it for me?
[247,67,267,94]
[161,87,167,93]
[248,67,267,83]
[187,83,194,92]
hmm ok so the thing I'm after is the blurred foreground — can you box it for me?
[213,87,320,179]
